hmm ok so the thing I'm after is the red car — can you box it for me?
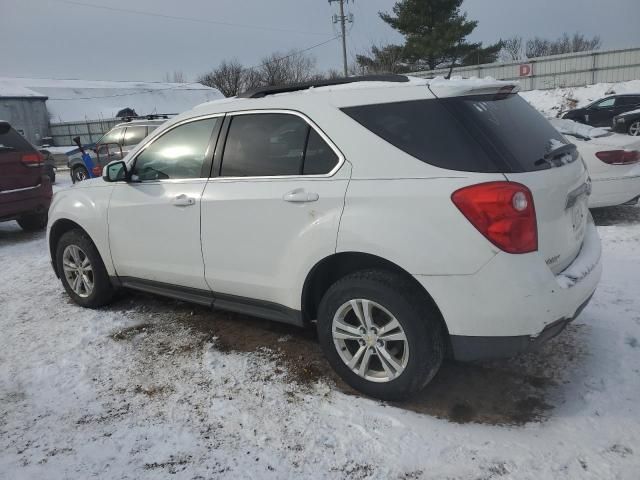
[0,121,52,231]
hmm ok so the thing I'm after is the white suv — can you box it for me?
[47,75,602,400]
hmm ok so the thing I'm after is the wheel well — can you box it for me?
[49,219,89,277]
[301,252,450,339]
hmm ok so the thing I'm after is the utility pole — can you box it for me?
[329,0,353,76]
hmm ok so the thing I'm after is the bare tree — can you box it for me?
[356,44,408,74]
[526,33,601,58]
[198,59,244,97]
[257,50,317,86]
[500,36,524,61]
[163,71,185,83]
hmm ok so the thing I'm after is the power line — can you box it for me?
[54,0,330,37]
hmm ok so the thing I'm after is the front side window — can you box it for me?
[594,98,615,109]
[220,113,339,177]
[123,126,147,146]
[132,118,217,181]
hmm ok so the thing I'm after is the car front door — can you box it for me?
[108,116,221,290]
[200,111,350,312]
[586,97,616,126]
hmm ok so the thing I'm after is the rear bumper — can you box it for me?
[415,217,602,360]
[449,295,592,361]
[589,170,640,208]
[0,177,52,221]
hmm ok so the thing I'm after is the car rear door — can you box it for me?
[200,111,349,310]
[587,97,616,126]
[0,127,42,193]
[108,116,221,290]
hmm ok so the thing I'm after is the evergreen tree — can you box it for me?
[380,0,502,70]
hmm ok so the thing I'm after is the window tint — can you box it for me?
[132,118,217,181]
[0,127,34,152]
[342,95,571,173]
[221,114,308,177]
[98,127,124,145]
[123,126,147,146]
[303,129,339,174]
[594,98,615,108]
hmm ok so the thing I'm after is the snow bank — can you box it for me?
[521,80,640,117]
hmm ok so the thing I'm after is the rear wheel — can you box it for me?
[56,229,114,308]
[628,120,640,136]
[72,165,89,183]
[317,270,445,401]
[17,212,47,231]
[45,165,56,184]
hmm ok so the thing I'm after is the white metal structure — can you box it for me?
[47,76,602,399]
[550,118,640,208]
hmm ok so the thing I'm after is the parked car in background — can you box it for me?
[0,120,52,230]
[562,94,640,127]
[551,118,640,208]
[48,76,601,400]
[612,108,640,136]
[69,116,169,183]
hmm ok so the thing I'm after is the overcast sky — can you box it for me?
[1,0,638,82]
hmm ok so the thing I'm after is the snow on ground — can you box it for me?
[1,180,640,479]
[521,80,640,118]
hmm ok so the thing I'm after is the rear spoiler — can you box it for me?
[426,77,520,99]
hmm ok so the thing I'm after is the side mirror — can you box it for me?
[0,121,10,135]
[103,160,128,182]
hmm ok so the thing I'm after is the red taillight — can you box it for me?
[21,152,44,167]
[595,150,640,165]
[451,181,538,254]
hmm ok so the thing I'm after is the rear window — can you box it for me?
[341,94,573,173]
[0,128,34,153]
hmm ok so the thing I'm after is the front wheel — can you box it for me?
[71,165,89,183]
[56,229,114,308]
[317,270,445,401]
[628,120,640,136]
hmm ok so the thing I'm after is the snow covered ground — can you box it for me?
[0,176,639,479]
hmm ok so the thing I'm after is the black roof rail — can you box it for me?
[120,114,177,122]
[238,74,410,99]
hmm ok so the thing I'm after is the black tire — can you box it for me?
[55,229,114,308]
[317,269,445,401]
[17,212,48,231]
[72,165,89,183]
[628,120,640,136]
[45,165,56,184]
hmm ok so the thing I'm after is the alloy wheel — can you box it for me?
[629,121,640,136]
[332,299,409,383]
[62,244,94,298]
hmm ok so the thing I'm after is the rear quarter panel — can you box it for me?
[337,176,503,276]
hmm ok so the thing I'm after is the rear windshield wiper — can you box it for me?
[534,143,577,167]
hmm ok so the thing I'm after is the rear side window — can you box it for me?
[617,96,640,106]
[0,128,34,152]
[220,113,338,177]
[342,95,570,173]
[123,126,147,146]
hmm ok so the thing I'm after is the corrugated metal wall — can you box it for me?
[0,98,49,145]
[49,118,121,146]
[413,47,640,91]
